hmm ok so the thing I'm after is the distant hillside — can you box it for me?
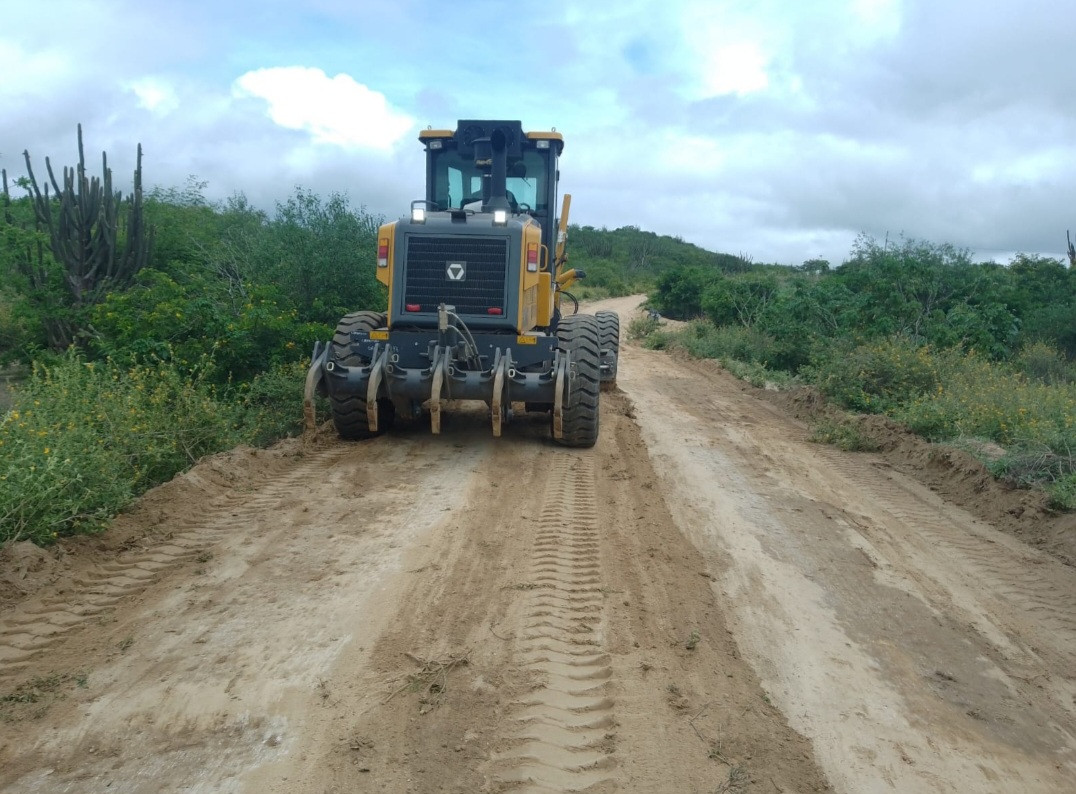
[567,224,751,296]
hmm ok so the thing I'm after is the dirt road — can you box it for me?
[2,296,1074,793]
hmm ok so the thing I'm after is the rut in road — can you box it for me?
[492,454,617,790]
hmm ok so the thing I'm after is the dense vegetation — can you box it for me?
[642,235,1076,508]
[2,135,386,543]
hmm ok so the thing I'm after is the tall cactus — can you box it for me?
[20,125,152,347]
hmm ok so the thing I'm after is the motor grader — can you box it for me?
[304,119,619,447]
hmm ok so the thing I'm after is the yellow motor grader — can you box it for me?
[304,120,618,447]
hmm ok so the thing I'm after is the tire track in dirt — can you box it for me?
[804,443,1076,665]
[603,308,1076,793]
[492,454,617,791]
[0,446,350,682]
[655,343,1076,672]
[1,434,487,791]
[253,396,828,793]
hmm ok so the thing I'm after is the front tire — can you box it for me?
[554,314,600,448]
[329,311,387,440]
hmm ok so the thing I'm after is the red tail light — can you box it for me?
[377,238,389,268]
[406,303,421,312]
[526,242,539,272]
[487,307,503,315]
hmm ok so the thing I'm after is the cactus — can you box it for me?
[18,125,152,347]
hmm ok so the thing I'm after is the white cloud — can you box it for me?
[680,6,774,100]
[700,42,770,96]
[125,78,180,115]
[0,40,73,102]
[232,67,414,150]
[849,0,902,39]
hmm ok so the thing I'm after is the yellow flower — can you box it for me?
[43,447,50,455]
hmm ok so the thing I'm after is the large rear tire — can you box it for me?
[554,314,600,448]
[595,310,620,390]
[329,311,388,440]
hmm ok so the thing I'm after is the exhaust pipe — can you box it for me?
[476,129,510,213]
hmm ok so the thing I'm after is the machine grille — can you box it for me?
[403,236,508,315]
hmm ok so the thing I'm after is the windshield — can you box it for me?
[431,148,549,213]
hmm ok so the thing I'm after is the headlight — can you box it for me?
[411,207,426,224]
[493,209,507,226]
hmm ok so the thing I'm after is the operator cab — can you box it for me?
[420,120,564,256]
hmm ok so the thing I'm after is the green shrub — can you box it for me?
[806,338,943,413]
[894,359,1076,447]
[628,314,661,340]
[1049,474,1076,511]
[91,269,328,383]
[237,360,310,446]
[986,443,1075,487]
[0,351,244,544]
[678,322,779,365]
[1012,341,1076,385]
[720,358,793,389]
[636,320,792,388]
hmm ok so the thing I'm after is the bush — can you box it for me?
[638,320,792,388]
[628,314,661,340]
[806,338,943,413]
[652,267,714,319]
[237,360,310,446]
[0,351,244,544]
[1012,341,1076,385]
[91,269,328,383]
[679,323,779,365]
[895,358,1076,447]
[1049,474,1076,511]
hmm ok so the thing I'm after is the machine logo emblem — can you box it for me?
[446,261,466,281]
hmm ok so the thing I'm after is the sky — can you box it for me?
[1,0,1073,266]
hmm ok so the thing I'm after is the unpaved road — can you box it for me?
[2,295,1074,793]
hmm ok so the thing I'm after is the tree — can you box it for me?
[652,266,714,319]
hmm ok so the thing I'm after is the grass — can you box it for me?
[808,418,881,452]
[1,350,309,545]
[715,765,750,793]
[642,320,795,389]
[0,672,84,721]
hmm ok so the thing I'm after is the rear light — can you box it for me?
[377,238,389,267]
[526,242,539,272]
[487,307,503,315]
[406,303,421,312]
